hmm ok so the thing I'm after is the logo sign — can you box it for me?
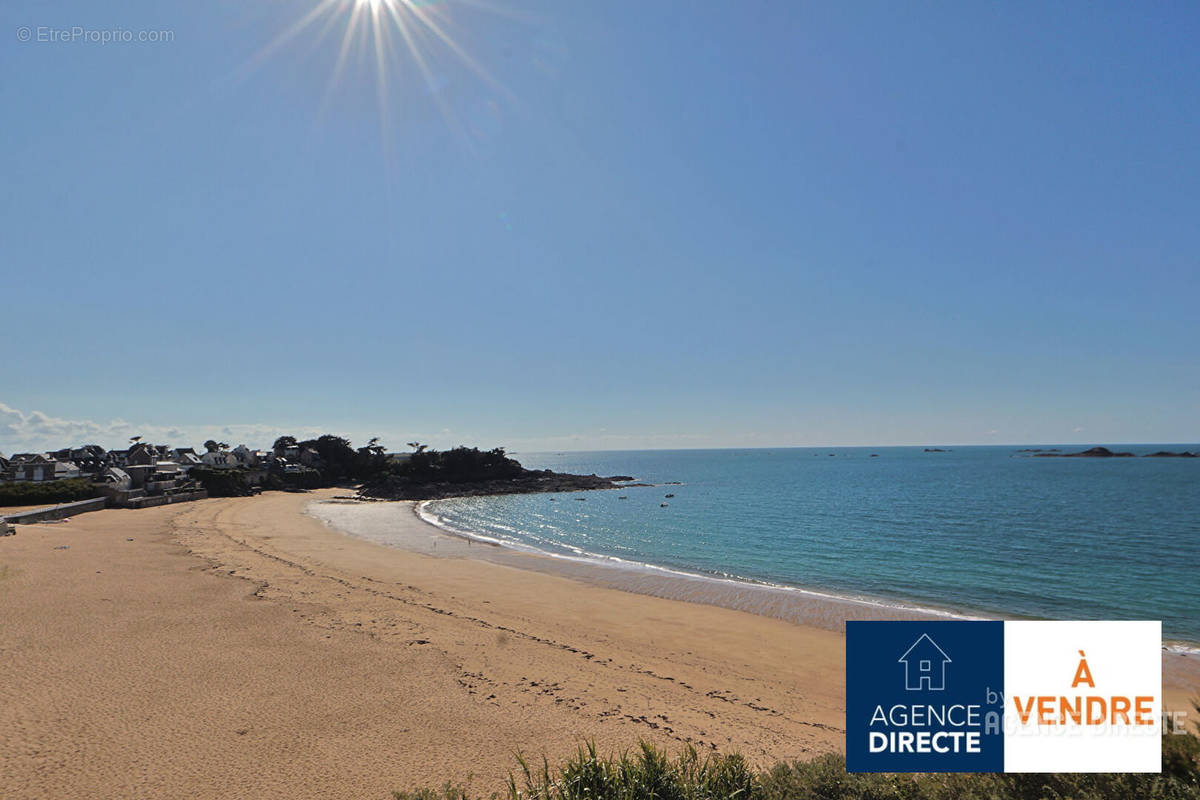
[846,621,1160,773]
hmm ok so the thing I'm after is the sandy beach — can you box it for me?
[1,490,1197,800]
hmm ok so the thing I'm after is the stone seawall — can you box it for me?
[3,490,210,521]
[2,497,108,524]
[122,490,208,509]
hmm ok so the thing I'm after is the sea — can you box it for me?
[398,447,1200,649]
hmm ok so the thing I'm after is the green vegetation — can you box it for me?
[191,466,323,497]
[191,467,254,497]
[358,446,621,500]
[0,478,100,507]
[392,447,523,485]
[393,716,1200,800]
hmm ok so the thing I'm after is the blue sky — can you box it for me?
[2,1,1198,453]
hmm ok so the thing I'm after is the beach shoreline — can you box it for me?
[322,495,1200,661]
[2,490,1197,799]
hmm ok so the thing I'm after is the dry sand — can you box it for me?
[1,490,1196,800]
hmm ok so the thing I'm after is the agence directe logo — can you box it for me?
[846,620,1161,773]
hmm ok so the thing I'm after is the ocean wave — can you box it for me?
[415,500,983,623]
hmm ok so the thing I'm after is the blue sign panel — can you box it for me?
[846,620,1005,772]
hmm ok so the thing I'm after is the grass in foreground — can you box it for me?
[395,711,1200,800]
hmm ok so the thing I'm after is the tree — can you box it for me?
[298,434,355,478]
[204,439,220,453]
[407,441,428,454]
[129,435,142,444]
[273,435,297,454]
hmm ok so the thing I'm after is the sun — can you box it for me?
[245,0,509,140]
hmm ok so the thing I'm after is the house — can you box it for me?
[9,454,58,482]
[0,454,9,482]
[47,446,106,475]
[200,450,238,468]
[232,444,259,466]
[126,443,161,467]
[174,451,203,472]
[73,446,109,475]
[144,462,181,494]
[97,467,132,490]
[54,461,82,480]
[106,449,131,467]
[125,460,181,492]
[898,634,951,691]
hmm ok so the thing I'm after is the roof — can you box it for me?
[898,634,951,663]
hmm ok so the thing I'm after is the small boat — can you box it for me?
[664,493,675,498]
[660,503,669,507]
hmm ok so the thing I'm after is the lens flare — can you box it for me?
[244,0,513,145]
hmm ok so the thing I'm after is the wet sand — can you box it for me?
[1,490,1196,799]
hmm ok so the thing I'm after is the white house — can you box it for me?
[54,461,82,480]
[200,450,238,469]
[232,444,266,467]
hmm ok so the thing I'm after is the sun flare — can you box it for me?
[246,0,508,139]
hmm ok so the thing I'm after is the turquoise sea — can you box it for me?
[418,447,1200,646]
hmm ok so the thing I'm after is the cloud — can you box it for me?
[0,400,459,456]
[0,401,323,455]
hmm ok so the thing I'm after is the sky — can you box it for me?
[2,1,1198,454]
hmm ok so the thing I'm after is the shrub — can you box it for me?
[191,467,254,497]
[392,728,1200,800]
[0,478,99,506]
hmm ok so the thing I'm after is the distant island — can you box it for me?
[1030,446,1197,458]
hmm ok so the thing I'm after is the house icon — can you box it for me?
[898,634,951,691]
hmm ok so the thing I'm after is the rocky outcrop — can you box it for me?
[1034,447,1135,458]
[1144,451,1198,458]
[360,470,646,501]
